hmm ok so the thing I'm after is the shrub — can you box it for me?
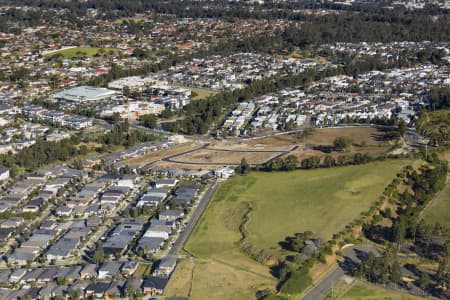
[280,269,312,294]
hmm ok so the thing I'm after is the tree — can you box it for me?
[323,155,335,167]
[137,247,144,258]
[67,288,82,300]
[139,114,158,129]
[398,119,407,137]
[280,268,312,294]
[268,158,284,171]
[391,262,402,287]
[79,145,89,155]
[127,285,144,300]
[333,136,353,152]
[301,156,320,169]
[392,216,406,250]
[437,240,450,290]
[93,244,105,264]
[417,271,430,294]
[283,155,298,171]
[237,158,250,175]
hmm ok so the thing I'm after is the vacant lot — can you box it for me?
[172,149,282,165]
[125,142,203,166]
[210,138,294,151]
[45,46,119,58]
[165,257,275,300]
[243,127,397,161]
[164,260,195,297]
[245,127,393,147]
[239,160,409,248]
[126,127,395,170]
[303,127,390,146]
[341,281,423,300]
[168,160,410,299]
[165,246,276,300]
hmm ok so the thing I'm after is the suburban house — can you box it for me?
[142,276,169,296]
[136,188,168,208]
[1,217,25,229]
[85,282,111,298]
[214,166,235,178]
[0,167,9,181]
[158,210,184,222]
[142,225,172,240]
[153,255,177,277]
[151,179,179,189]
[121,261,139,277]
[9,269,27,283]
[80,264,97,280]
[137,237,165,254]
[45,236,80,261]
[172,185,199,206]
[98,262,123,279]
[102,219,144,256]
[55,205,73,217]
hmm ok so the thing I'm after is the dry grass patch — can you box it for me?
[125,142,203,166]
[245,134,300,148]
[209,139,293,151]
[164,259,195,298]
[77,142,102,150]
[341,280,424,300]
[303,127,391,146]
[173,149,280,165]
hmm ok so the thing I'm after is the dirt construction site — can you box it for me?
[124,127,398,170]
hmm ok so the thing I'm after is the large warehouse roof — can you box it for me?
[53,86,118,102]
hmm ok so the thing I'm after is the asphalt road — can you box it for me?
[301,266,345,300]
[301,244,380,300]
[168,181,217,255]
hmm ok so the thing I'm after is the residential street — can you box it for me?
[301,244,381,300]
[301,266,345,300]
[168,181,218,255]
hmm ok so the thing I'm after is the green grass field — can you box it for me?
[45,46,119,58]
[165,160,412,299]
[423,179,450,226]
[173,84,218,100]
[188,160,410,255]
[341,281,424,300]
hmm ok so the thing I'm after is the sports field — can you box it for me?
[45,46,119,58]
[165,159,411,299]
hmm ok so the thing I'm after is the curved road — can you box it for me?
[301,244,381,300]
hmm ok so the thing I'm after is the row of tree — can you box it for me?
[2,0,448,32]
[359,153,448,296]
[0,121,156,174]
